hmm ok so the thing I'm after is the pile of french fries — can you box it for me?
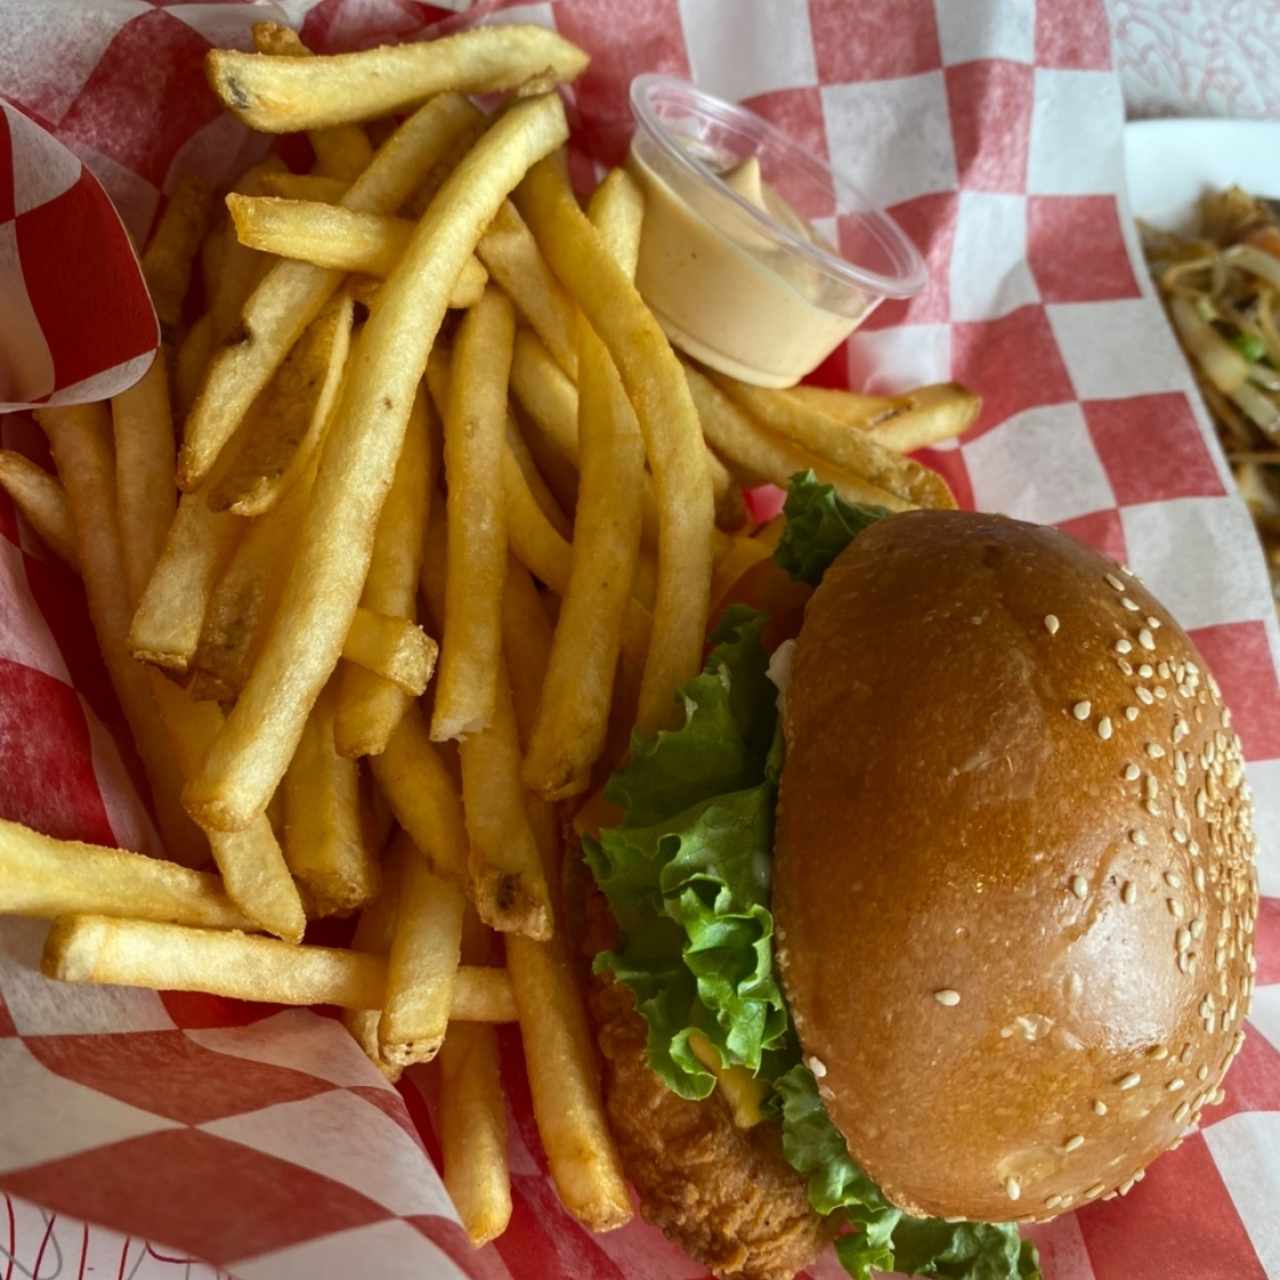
[0,20,974,1248]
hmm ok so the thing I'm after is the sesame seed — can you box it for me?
[1147,616,1162,629]
[1125,706,1140,721]
[1137,628,1157,650]
[1147,742,1166,759]
[1167,1078,1185,1092]
[1070,875,1088,899]
[1176,927,1191,951]
[1194,868,1206,891]
[1137,687,1154,705]
[1122,597,1140,612]
[1190,916,1205,938]
[1178,953,1191,974]
[1155,686,1167,700]
[1118,659,1134,676]
[1174,1101,1191,1123]
[1118,1072,1142,1091]
[1093,1098,1108,1115]
[1124,763,1141,781]
[1005,1177,1021,1202]
[1146,799,1163,817]
[1211,1088,1225,1105]
[1044,614,1060,635]
[806,1055,827,1079]
[934,988,961,1007]
[1121,881,1136,905]
[1115,638,1133,655]
[1063,1134,1085,1152]
[1138,663,1155,678]
[1097,717,1113,740]
[1045,1193,1063,1209]
[1173,828,1188,845]
[1085,1182,1106,1198]
[1072,700,1092,720]
[1157,662,1171,679]
[1165,871,1183,889]
[1105,573,1124,591]
[1169,898,1185,919]
[1130,829,1148,847]
[1198,1064,1209,1082]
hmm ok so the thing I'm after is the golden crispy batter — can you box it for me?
[588,976,830,1280]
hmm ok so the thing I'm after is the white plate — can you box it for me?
[1124,117,1280,234]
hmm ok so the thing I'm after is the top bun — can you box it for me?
[773,511,1258,1224]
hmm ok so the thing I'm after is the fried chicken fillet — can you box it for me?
[588,976,829,1280]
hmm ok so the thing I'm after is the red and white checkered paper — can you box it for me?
[1,1,1278,1277]
[0,99,156,412]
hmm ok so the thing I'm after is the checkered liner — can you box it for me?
[0,1,1277,1277]
[0,100,156,411]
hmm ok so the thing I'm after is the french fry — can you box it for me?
[181,91,485,490]
[141,175,212,339]
[782,383,894,424]
[524,169,647,800]
[509,327,584,511]
[283,676,379,917]
[500,558,555,746]
[209,157,288,350]
[783,381,978,452]
[128,481,243,673]
[506,925,631,1230]
[439,910,512,1245]
[710,372,957,509]
[175,312,214,417]
[516,156,716,733]
[424,344,570,540]
[259,172,349,203]
[504,402,572,538]
[342,860,402,1080]
[207,292,353,516]
[684,362,913,511]
[250,22,374,182]
[459,661,552,941]
[335,389,432,758]
[500,430,652,671]
[189,457,314,701]
[0,449,77,568]
[341,609,437,696]
[185,94,569,833]
[496,577,633,1230]
[225,196,488,305]
[145,678,305,942]
[379,833,465,1066]
[43,915,516,1018]
[110,357,177,603]
[476,200,578,378]
[37,404,206,867]
[208,25,589,132]
[862,383,980,453]
[432,287,515,740]
[0,818,249,930]
[369,705,468,882]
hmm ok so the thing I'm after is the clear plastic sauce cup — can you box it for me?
[628,75,927,388]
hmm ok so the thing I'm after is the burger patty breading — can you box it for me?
[588,976,830,1280]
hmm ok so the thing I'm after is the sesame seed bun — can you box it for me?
[773,511,1258,1224]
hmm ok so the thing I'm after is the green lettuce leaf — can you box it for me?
[584,606,787,1098]
[774,470,890,585]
